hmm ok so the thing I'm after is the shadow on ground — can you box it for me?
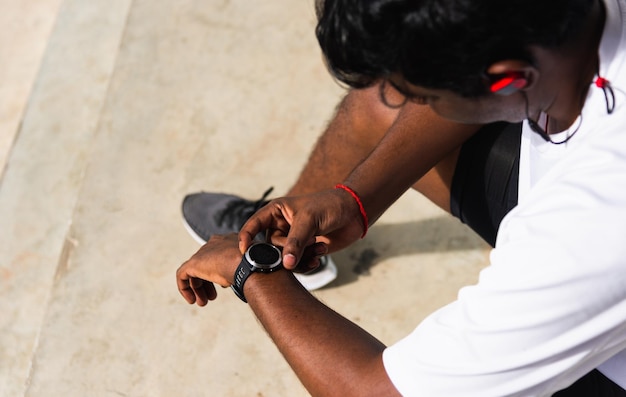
[325,214,489,288]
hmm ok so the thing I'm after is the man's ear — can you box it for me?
[486,60,535,95]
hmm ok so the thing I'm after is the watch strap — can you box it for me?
[231,259,252,303]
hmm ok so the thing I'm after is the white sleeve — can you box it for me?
[383,138,626,396]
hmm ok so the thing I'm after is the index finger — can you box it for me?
[238,203,279,253]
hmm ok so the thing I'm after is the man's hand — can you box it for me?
[176,233,242,306]
[238,189,364,270]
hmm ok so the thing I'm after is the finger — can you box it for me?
[293,242,329,273]
[206,283,218,301]
[281,218,319,270]
[176,268,197,304]
[190,277,209,306]
[266,230,309,254]
[265,228,287,246]
[239,204,282,253]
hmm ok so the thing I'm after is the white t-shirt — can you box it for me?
[383,1,626,395]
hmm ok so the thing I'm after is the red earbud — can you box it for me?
[490,72,528,95]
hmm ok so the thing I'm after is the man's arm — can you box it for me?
[176,234,401,397]
[343,99,479,223]
[246,270,401,397]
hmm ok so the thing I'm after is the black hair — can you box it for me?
[315,0,595,97]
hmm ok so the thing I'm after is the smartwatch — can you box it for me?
[231,242,283,303]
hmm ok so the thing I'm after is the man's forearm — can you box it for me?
[244,270,401,397]
[344,102,480,225]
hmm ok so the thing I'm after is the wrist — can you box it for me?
[335,184,369,238]
[231,242,283,303]
[243,269,301,303]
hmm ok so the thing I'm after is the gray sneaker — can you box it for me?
[181,187,337,290]
[182,187,274,244]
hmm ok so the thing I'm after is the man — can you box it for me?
[176,0,626,395]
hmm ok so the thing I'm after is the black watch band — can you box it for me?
[231,242,282,303]
[231,262,253,302]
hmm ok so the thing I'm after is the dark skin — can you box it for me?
[177,2,606,395]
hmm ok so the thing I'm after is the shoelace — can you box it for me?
[215,186,274,228]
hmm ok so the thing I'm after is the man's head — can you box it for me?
[315,0,596,98]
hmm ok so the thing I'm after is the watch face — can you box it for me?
[246,243,282,271]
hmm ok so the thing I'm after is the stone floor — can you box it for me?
[0,1,489,396]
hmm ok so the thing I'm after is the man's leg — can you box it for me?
[287,83,403,195]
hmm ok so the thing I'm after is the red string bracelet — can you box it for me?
[335,184,369,238]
